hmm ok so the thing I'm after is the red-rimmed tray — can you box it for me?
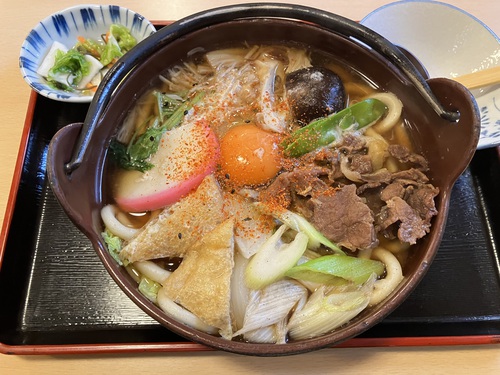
[2,79,500,356]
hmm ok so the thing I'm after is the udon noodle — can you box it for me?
[101,44,439,343]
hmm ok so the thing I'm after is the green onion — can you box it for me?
[277,209,344,254]
[245,225,309,290]
[285,254,384,285]
[255,203,344,255]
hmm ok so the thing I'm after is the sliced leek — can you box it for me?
[234,280,307,336]
[245,225,308,290]
[285,254,384,285]
[287,277,375,340]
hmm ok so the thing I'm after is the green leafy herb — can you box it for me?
[110,121,166,172]
[162,91,205,130]
[109,91,205,172]
[154,92,185,123]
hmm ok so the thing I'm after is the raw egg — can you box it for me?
[220,123,282,186]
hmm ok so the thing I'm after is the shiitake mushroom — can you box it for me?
[286,67,346,125]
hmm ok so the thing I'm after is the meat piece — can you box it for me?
[375,176,439,243]
[356,169,393,195]
[391,168,429,184]
[405,184,439,222]
[388,144,429,170]
[259,172,293,209]
[380,181,406,201]
[260,166,330,209]
[308,184,377,251]
[338,133,367,154]
[308,148,344,181]
[377,197,430,244]
[259,134,439,252]
[350,154,373,174]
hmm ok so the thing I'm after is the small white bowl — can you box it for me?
[361,0,500,149]
[19,4,156,103]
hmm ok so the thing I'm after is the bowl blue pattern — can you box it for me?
[20,4,156,103]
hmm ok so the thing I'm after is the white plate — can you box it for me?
[19,4,156,103]
[361,0,500,149]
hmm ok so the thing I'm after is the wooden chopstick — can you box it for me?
[453,65,500,89]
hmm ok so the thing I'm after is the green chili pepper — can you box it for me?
[283,98,388,157]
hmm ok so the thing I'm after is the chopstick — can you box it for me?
[453,65,500,89]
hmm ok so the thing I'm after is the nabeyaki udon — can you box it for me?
[100,43,438,343]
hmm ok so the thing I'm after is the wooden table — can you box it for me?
[1,1,499,373]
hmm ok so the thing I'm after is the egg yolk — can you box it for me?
[220,123,282,186]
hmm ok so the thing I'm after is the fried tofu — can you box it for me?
[119,175,225,263]
[163,218,235,338]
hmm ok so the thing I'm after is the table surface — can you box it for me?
[1,0,499,373]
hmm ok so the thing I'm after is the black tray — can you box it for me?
[1,93,500,355]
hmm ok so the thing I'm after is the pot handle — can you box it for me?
[64,2,461,174]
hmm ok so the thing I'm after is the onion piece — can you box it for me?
[243,325,281,344]
[243,325,277,343]
[205,48,247,68]
[294,250,323,292]
[340,155,363,183]
[285,48,312,73]
[255,59,288,133]
[363,129,389,171]
[243,318,288,344]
